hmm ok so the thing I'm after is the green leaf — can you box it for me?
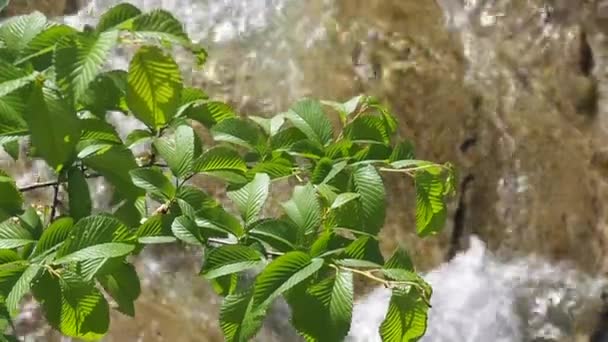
[122,9,207,66]
[389,141,415,162]
[252,251,323,307]
[53,243,135,264]
[30,217,73,258]
[153,124,201,178]
[384,248,414,271]
[125,129,153,147]
[227,173,270,227]
[17,24,77,70]
[25,82,80,171]
[288,270,354,342]
[248,219,297,253]
[352,165,386,235]
[67,167,91,221]
[96,3,142,32]
[6,264,41,316]
[344,115,390,144]
[311,158,334,185]
[270,127,306,150]
[79,119,122,144]
[282,184,321,239]
[211,118,264,150]
[0,0,8,12]
[196,146,247,181]
[0,70,37,98]
[183,101,236,128]
[0,220,34,249]
[0,250,21,264]
[0,261,28,299]
[55,30,118,105]
[83,145,143,200]
[57,215,133,259]
[342,236,384,265]
[330,192,360,210]
[0,12,47,53]
[219,290,265,342]
[379,288,428,342]
[321,95,362,120]
[285,99,333,146]
[126,45,182,129]
[415,169,448,237]
[249,114,284,136]
[201,245,264,280]
[171,215,204,245]
[0,172,22,220]
[97,262,140,316]
[129,167,176,200]
[135,214,173,242]
[79,70,128,117]
[17,206,42,239]
[33,270,110,340]
[2,139,19,161]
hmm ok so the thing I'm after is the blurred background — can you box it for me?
[3,0,608,341]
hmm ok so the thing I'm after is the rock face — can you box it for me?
[1,0,83,17]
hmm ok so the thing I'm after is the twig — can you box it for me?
[208,237,283,257]
[49,182,60,222]
[19,173,102,192]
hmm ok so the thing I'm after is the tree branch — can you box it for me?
[49,182,60,221]
[19,173,102,192]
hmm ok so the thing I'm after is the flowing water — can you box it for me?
[5,0,608,341]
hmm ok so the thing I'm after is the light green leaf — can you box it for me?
[79,119,122,144]
[0,220,34,249]
[30,217,73,258]
[33,270,110,340]
[252,251,323,307]
[249,114,284,136]
[25,82,80,171]
[17,24,77,69]
[211,118,264,150]
[55,30,118,105]
[248,219,297,253]
[79,70,128,117]
[153,124,201,178]
[379,288,428,342]
[171,215,204,245]
[0,71,37,98]
[6,264,41,316]
[125,129,153,147]
[57,215,133,259]
[97,262,140,317]
[67,167,91,221]
[227,173,270,227]
[342,236,384,265]
[126,45,182,129]
[270,127,306,150]
[248,158,293,180]
[384,248,414,271]
[285,99,333,146]
[129,167,176,200]
[0,250,21,264]
[0,261,28,299]
[135,214,173,241]
[121,9,207,66]
[2,139,19,161]
[352,165,385,235]
[0,12,47,53]
[344,115,390,144]
[183,100,235,128]
[53,243,135,264]
[415,169,448,237]
[201,245,264,280]
[282,184,321,239]
[96,3,142,33]
[196,146,247,176]
[330,192,360,210]
[219,290,265,342]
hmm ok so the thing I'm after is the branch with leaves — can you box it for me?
[0,2,455,341]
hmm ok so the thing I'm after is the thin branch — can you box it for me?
[49,182,60,222]
[19,173,102,192]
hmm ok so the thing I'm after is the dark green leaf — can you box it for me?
[126,45,182,129]
[201,245,264,280]
[415,169,448,237]
[184,100,235,128]
[25,82,80,171]
[83,145,143,200]
[135,214,174,242]
[78,118,122,144]
[219,290,265,342]
[129,167,175,200]
[2,139,19,161]
[79,70,128,118]
[0,220,34,249]
[6,264,40,316]
[211,118,264,150]
[17,24,77,70]
[342,236,384,265]
[344,115,390,144]
[67,167,91,221]
[54,243,135,264]
[125,129,153,147]
[0,171,22,220]
[196,146,247,180]
[97,262,140,316]
[285,99,333,146]
[248,219,297,253]
[282,184,321,240]
[352,165,385,235]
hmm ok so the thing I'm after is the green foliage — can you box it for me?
[0,4,456,341]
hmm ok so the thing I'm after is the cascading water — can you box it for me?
[5,0,608,340]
